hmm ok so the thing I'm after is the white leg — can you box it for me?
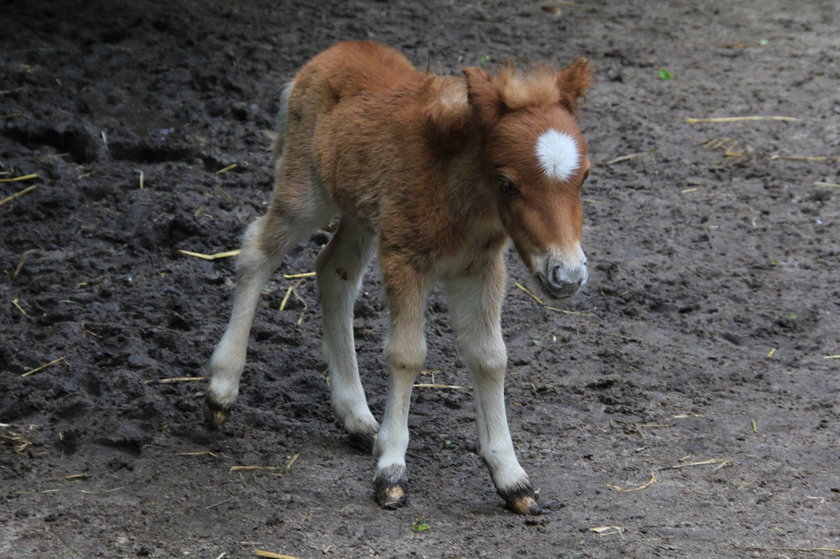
[205,182,334,427]
[372,269,429,508]
[442,257,540,515]
[314,218,378,447]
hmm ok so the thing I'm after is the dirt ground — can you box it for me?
[1,1,838,557]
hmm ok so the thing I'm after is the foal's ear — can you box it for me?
[463,67,505,126]
[556,57,593,114]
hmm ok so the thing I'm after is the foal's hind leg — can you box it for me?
[205,184,333,428]
[315,218,378,449]
[442,255,540,515]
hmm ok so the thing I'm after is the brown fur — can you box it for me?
[272,40,591,286]
[207,40,594,513]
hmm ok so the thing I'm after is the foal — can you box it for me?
[204,41,592,515]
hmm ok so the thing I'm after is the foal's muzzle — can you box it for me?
[536,255,588,300]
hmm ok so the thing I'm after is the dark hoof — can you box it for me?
[375,483,407,510]
[374,470,408,510]
[203,397,230,429]
[348,432,376,454]
[500,484,542,516]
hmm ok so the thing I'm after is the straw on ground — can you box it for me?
[685,116,797,124]
[254,551,300,559]
[179,249,240,260]
[607,471,657,493]
[21,356,67,377]
[0,184,37,206]
[0,173,38,183]
[216,163,238,174]
[661,457,730,471]
[11,298,31,320]
[146,376,207,384]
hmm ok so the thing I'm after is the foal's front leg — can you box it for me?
[443,261,541,515]
[373,266,429,509]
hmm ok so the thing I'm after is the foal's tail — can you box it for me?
[271,80,295,164]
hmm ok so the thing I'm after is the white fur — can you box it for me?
[535,129,580,181]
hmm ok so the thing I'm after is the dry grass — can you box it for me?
[0,172,38,183]
[21,356,68,377]
[607,471,658,493]
[254,551,300,559]
[685,115,798,124]
[145,376,207,384]
[0,427,34,454]
[0,184,37,206]
[178,249,240,260]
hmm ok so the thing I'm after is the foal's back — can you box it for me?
[280,41,433,231]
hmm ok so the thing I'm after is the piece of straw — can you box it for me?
[230,465,279,473]
[283,272,316,279]
[607,471,657,493]
[602,152,646,166]
[0,173,38,183]
[254,551,300,559]
[413,383,467,390]
[589,526,624,536]
[285,453,300,472]
[11,298,31,320]
[685,116,797,124]
[178,249,240,261]
[21,356,67,377]
[0,184,37,206]
[177,451,218,457]
[147,376,207,384]
[514,281,543,305]
[770,155,840,162]
[12,251,31,279]
[661,457,730,471]
[65,473,89,480]
[216,163,238,174]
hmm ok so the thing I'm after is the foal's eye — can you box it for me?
[498,176,519,196]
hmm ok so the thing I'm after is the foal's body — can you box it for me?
[205,41,592,514]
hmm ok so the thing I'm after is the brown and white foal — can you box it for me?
[204,41,592,515]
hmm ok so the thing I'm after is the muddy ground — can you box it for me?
[1,1,838,557]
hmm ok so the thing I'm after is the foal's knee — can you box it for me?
[384,335,427,377]
[463,339,507,381]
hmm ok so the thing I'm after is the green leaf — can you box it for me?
[759,39,770,46]
[787,313,798,320]
[480,55,492,63]
[658,69,674,81]
[412,518,430,532]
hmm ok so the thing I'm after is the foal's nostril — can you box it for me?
[548,264,581,287]
[548,265,566,288]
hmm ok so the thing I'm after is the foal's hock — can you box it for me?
[204,40,593,515]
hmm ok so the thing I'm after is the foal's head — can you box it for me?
[464,59,593,300]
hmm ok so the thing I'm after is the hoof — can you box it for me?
[374,468,408,510]
[203,397,231,429]
[348,432,377,454]
[375,482,407,510]
[500,484,542,516]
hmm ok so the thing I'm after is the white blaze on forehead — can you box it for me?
[535,129,580,182]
